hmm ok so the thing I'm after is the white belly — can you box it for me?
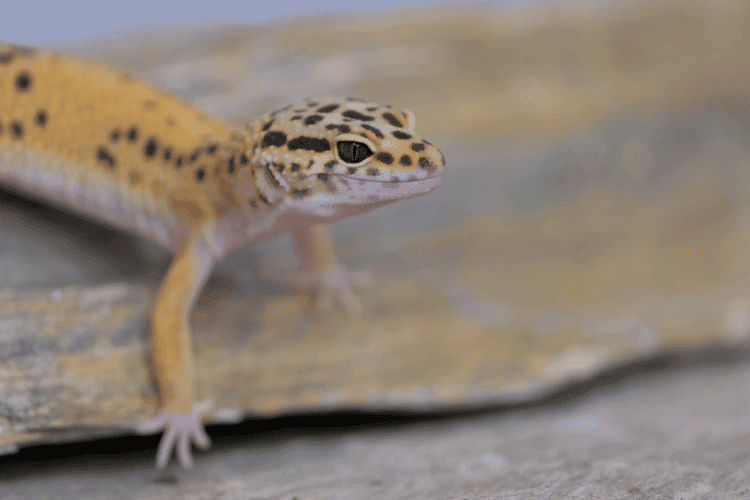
[0,142,187,251]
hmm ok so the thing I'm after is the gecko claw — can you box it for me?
[137,401,212,469]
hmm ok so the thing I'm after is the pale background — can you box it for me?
[3,0,551,46]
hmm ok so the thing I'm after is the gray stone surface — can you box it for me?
[2,351,750,499]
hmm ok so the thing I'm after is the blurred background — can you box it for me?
[4,0,750,494]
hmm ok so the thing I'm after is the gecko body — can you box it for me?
[0,43,444,468]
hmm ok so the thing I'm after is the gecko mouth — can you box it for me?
[284,161,444,204]
[334,172,443,184]
[330,172,443,200]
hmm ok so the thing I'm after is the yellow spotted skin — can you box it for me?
[0,43,444,469]
[0,44,240,236]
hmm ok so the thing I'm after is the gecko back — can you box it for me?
[0,44,237,249]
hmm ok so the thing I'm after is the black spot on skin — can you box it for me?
[291,188,309,199]
[317,173,330,181]
[326,124,351,133]
[261,131,287,148]
[304,114,324,126]
[366,167,379,177]
[258,193,270,205]
[175,156,184,168]
[290,163,301,172]
[249,199,258,209]
[127,127,138,142]
[382,112,403,128]
[163,148,172,161]
[410,142,425,152]
[190,151,200,163]
[290,115,302,121]
[12,46,35,56]
[287,137,331,153]
[345,97,365,102]
[195,168,206,181]
[215,167,220,175]
[376,152,394,165]
[342,110,374,121]
[261,119,275,131]
[97,147,116,169]
[11,122,23,138]
[227,157,236,174]
[347,167,357,174]
[294,109,305,113]
[307,101,319,107]
[144,138,158,159]
[324,160,336,170]
[361,124,384,139]
[418,157,435,171]
[392,131,412,140]
[265,165,281,188]
[270,104,292,116]
[273,162,285,173]
[35,110,47,127]
[317,104,340,113]
[240,153,249,165]
[143,100,157,110]
[15,73,31,91]
[110,129,120,142]
[206,144,218,154]
[0,52,15,65]
[366,106,378,112]
[399,154,412,166]
[307,159,315,168]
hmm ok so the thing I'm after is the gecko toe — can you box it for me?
[137,402,212,469]
[294,265,372,318]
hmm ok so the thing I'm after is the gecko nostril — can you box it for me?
[417,157,437,173]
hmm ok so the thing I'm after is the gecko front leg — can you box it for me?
[292,224,372,317]
[137,233,217,468]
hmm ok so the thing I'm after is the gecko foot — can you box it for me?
[136,401,212,469]
[294,265,373,317]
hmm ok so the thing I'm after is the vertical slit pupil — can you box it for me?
[337,141,372,164]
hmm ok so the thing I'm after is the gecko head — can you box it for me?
[246,96,444,219]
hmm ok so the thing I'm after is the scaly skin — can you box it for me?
[0,43,445,468]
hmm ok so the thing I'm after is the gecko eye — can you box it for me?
[336,141,372,164]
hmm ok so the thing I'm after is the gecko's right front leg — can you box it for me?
[137,233,217,468]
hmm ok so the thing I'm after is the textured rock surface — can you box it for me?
[3,352,750,499]
[2,2,750,497]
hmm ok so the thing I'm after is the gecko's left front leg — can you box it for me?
[137,233,216,468]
